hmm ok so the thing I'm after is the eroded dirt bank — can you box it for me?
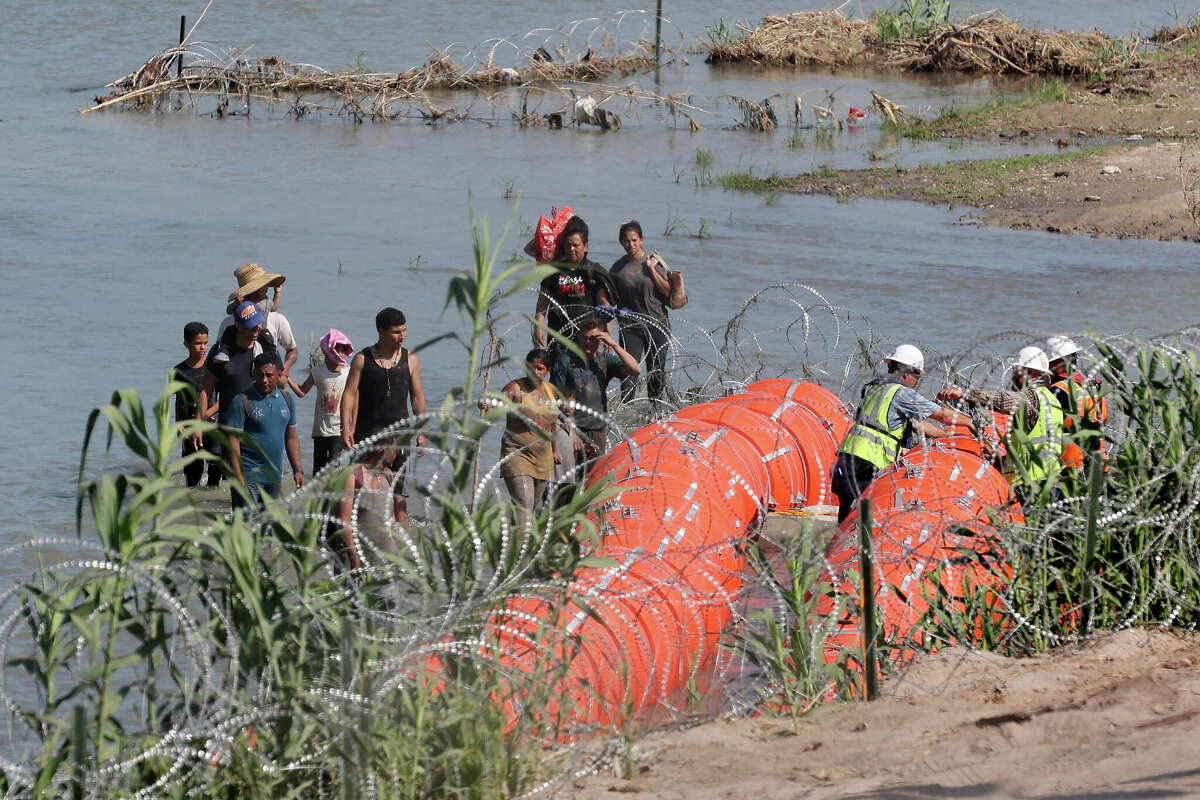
[776,141,1200,240]
[571,628,1200,799]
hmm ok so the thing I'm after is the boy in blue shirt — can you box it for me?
[549,314,641,471]
[226,353,306,510]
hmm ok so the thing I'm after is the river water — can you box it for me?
[1,0,1195,556]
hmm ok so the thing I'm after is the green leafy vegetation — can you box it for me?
[875,0,952,41]
[705,18,746,46]
[887,77,1073,140]
[717,169,790,191]
[5,214,611,798]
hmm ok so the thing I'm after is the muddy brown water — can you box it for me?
[1,0,1195,559]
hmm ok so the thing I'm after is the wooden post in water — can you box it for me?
[654,0,663,63]
[71,704,86,800]
[177,15,186,78]
[857,498,879,701]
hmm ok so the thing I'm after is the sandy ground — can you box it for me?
[782,141,1200,241]
[569,627,1200,799]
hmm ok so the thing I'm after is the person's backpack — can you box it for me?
[215,323,279,366]
[240,389,294,422]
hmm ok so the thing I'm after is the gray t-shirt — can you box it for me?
[610,255,670,327]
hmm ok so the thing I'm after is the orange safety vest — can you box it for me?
[1051,372,1108,469]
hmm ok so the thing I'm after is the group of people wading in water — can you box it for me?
[172,214,688,569]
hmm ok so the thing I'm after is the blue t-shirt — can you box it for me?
[226,386,296,486]
[883,383,940,449]
[549,350,624,431]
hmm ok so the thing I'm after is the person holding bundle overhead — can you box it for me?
[525,214,615,346]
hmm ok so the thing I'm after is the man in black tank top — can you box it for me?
[340,307,428,523]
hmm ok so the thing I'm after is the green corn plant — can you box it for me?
[6,211,628,797]
[730,535,859,719]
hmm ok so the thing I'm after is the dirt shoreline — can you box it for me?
[571,628,1200,799]
[772,141,1200,241]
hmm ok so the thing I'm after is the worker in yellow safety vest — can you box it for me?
[1044,335,1108,470]
[832,344,976,523]
[942,346,1064,505]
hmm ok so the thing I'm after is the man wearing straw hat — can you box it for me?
[214,263,299,379]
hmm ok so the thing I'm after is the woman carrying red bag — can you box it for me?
[525,215,614,347]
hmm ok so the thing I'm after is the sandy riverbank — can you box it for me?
[571,627,1200,798]
[773,141,1200,240]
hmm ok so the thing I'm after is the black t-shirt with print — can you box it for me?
[537,258,614,337]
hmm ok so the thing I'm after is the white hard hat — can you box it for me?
[1013,346,1050,373]
[1044,335,1080,362]
[885,344,925,374]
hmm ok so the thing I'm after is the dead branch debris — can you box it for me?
[91,41,660,118]
[705,10,1150,78]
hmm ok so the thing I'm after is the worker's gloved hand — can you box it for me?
[937,386,965,403]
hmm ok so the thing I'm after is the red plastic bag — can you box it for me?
[534,205,574,262]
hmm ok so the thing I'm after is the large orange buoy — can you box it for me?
[674,401,808,510]
[473,376,1017,736]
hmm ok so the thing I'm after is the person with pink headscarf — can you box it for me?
[287,329,354,475]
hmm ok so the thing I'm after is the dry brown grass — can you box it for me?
[89,42,659,117]
[706,11,1140,78]
[705,12,875,68]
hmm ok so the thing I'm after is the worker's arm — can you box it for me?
[340,353,365,451]
[929,405,976,435]
[914,419,950,439]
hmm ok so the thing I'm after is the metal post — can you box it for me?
[857,498,879,701]
[177,16,186,78]
[654,0,663,64]
[1079,453,1104,637]
[72,705,86,800]
[341,618,359,800]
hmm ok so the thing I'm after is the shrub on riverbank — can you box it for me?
[705,10,1140,79]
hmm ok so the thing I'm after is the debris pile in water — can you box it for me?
[706,11,1140,78]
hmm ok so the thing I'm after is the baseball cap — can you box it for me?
[235,300,265,330]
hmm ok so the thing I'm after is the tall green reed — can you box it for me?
[3,213,607,798]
